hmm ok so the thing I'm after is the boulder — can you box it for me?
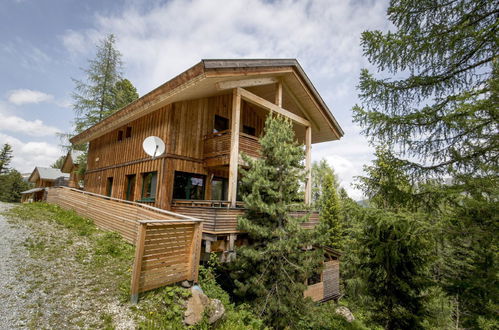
[184,286,225,325]
[208,299,225,324]
[335,306,355,322]
[181,280,192,288]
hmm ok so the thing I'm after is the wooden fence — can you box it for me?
[46,187,203,302]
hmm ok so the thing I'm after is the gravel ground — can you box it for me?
[0,202,31,329]
[0,202,136,329]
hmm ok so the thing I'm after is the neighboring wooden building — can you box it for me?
[61,150,84,189]
[21,167,69,202]
[304,248,341,302]
[69,59,345,301]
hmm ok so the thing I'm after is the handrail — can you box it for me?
[53,186,200,221]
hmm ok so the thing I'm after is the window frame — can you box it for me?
[140,171,158,202]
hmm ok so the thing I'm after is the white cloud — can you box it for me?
[0,111,61,137]
[0,133,62,173]
[7,89,54,105]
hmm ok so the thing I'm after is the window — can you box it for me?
[214,115,229,133]
[307,271,322,286]
[211,177,228,200]
[243,125,256,136]
[173,171,206,200]
[117,130,123,141]
[125,126,132,138]
[141,172,157,201]
[106,177,113,197]
[125,174,136,201]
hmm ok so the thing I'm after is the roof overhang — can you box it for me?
[70,59,344,145]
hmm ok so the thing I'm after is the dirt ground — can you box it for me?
[0,202,136,329]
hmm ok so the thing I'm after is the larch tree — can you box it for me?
[231,115,322,329]
[353,1,498,327]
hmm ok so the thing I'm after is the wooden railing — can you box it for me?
[203,129,261,167]
[46,187,203,303]
[172,199,319,233]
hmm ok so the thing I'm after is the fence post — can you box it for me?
[131,222,147,304]
[189,222,203,282]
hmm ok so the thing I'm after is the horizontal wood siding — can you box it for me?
[304,282,324,302]
[323,259,340,299]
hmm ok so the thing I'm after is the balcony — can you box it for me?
[203,129,261,167]
[171,199,319,233]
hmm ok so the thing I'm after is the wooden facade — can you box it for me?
[70,59,344,244]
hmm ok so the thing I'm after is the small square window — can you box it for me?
[125,127,132,138]
[214,115,229,133]
[117,130,123,141]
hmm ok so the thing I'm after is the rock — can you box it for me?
[184,287,226,325]
[208,299,225,324]
[181,280,191,288]
[335,306,355,322]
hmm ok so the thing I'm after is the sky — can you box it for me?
[0,0,391,200]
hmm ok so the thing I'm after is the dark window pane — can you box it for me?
[307,271,322,285]
[125,126,132,138]
[173,171,206,200]
[243,125,256,136]
[211,177,228,200]
[106,177,113,197]
[214,115,229,133]
[117,130,123,141]
[125,174,136,201]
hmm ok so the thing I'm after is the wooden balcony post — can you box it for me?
[275,81,282,107]
[305,125,312,205]
[228,88,241,208]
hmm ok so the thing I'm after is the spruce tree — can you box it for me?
[311,159,339,208]
[111,78,139,110]
[232,115,322,329]
[356,209,433,330]
[0,143,13,175]
[0,170,30,202]
[316,170,343,250]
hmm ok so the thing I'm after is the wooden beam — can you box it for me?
[304,126,312,205]
[130,223,147,304]
[215,77,279,90]
[228,89,241,208]
[238,87,310,126]
[282,82,320,132]
[275,81,282,107]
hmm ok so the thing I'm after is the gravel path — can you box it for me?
[0,203,136,329]
[0,202,30,329]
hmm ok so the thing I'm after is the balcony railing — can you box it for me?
[171,199,319,233]
[203,129,261,167]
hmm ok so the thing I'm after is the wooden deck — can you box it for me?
[171,199,319,234]
[203,129,261,167]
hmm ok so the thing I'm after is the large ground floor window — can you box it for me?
[141,171,157,201]
[173,171,206,200]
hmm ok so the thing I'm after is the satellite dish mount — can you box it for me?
[142,136,166,159]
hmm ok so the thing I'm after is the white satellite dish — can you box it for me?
[142,136,165,158]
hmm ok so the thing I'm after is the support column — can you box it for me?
[228,88,241,208]
[275,81,282,107]
[305,126,312,205]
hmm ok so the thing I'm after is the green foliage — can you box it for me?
[0,143,13,174]
[316,169,343,250]
[311,159,339,209]
[0,169,30,202]
[297,301,370,330]
[232,115,322,329]
[112,78,139,110]
[354,208,434,330]
[51,155,66,169]
[71,34,139,134]
[352,0,498,180]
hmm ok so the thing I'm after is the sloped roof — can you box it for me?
[28,167,69,183]
[61,150,84,173]
[70,59,344,145]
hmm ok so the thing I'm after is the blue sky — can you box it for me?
[0,0,390,199]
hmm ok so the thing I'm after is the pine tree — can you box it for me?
[231,115,322,329]
[316,170,343,250]
[0,143,13,175]
[0,170,30,202]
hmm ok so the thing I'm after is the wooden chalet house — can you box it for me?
[70,59,344,301]
[61,150,84,189]
[21,167,69,202]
